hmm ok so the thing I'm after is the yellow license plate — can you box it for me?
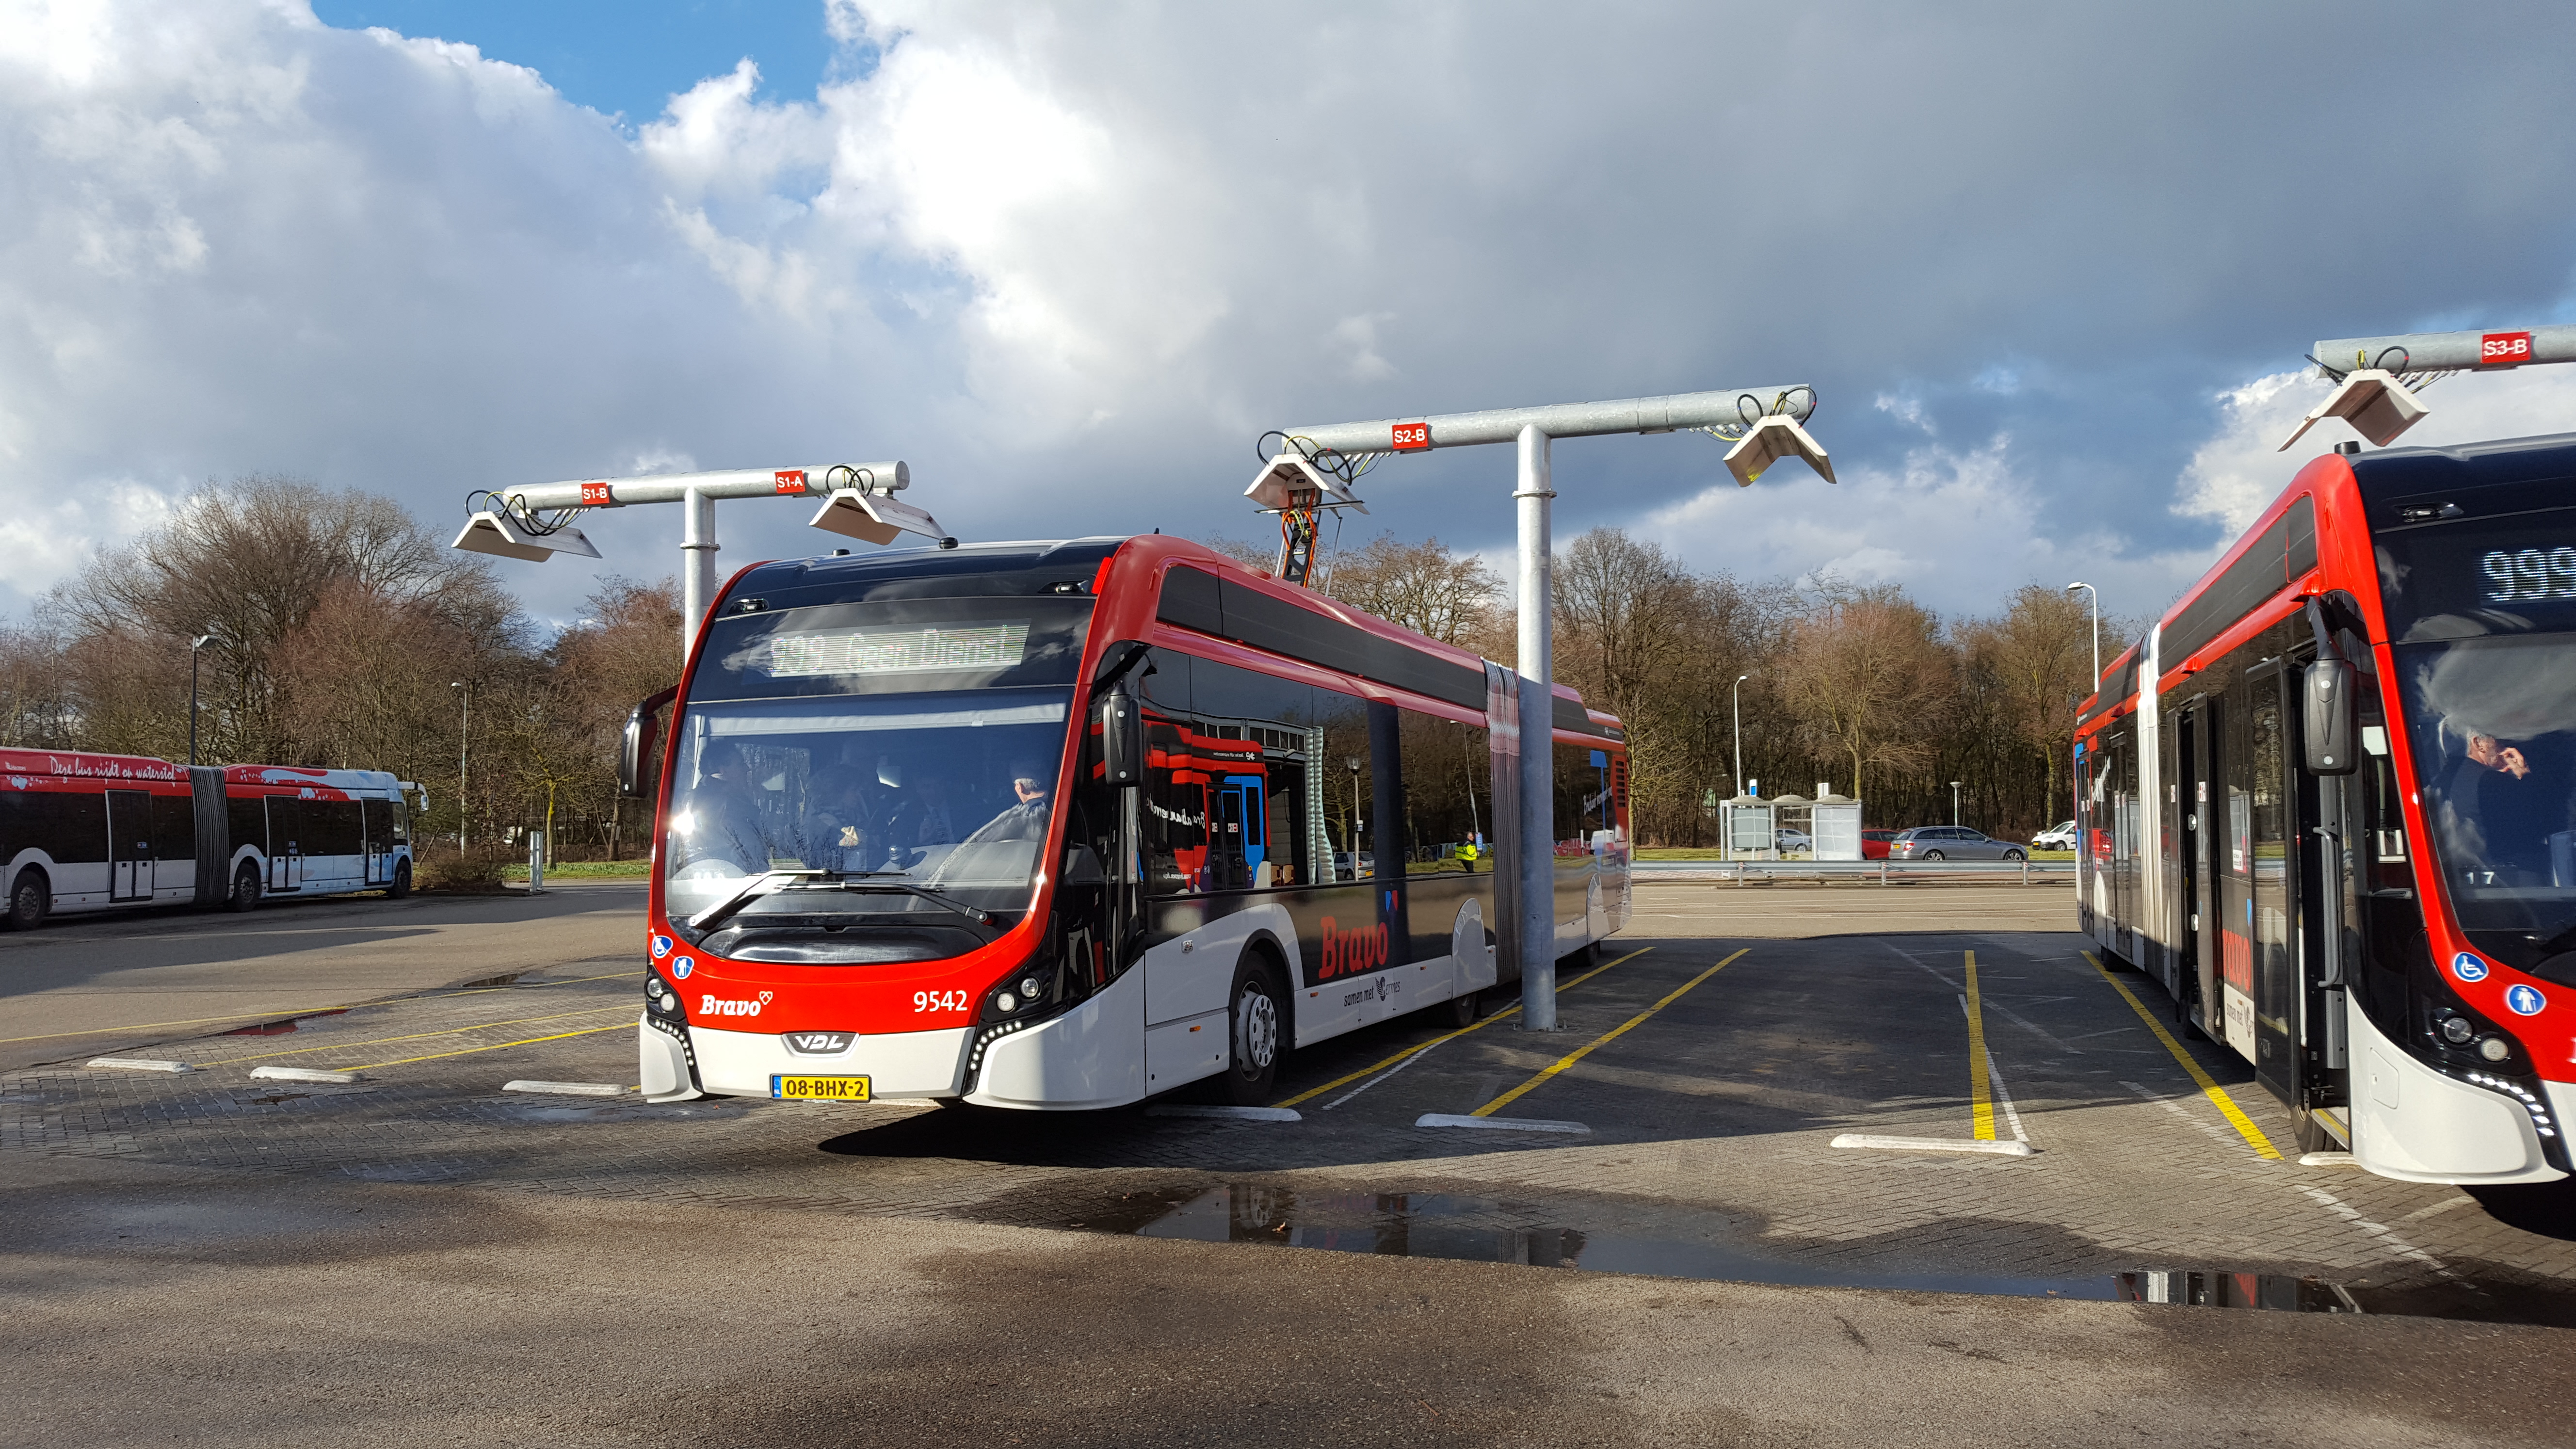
[773,1074,871,1101]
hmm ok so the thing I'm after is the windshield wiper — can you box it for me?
[831,882,998,928]
[686,870,822,933]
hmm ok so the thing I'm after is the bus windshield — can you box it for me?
[2382,512,2576,972]
[663,688,1074,961]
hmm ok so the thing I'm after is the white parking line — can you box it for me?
[1146,1104,1302,1123]
[1416,1113,1589,1134]
[1830,1134,2034,1158]
[502,1080,628,1097]
[85,1058,195,1073]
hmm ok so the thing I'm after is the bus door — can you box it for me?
[266,797,304,891]
[1215,775,1266,888]
[361,798,390,884]
[2248,668,2299,1103]
[106,790,151,902]
[2175,699,2213,1028]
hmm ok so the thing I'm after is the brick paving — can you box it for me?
[6,882,2573,1322]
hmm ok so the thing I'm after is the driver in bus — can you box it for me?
[958,757,1056,845]
[673,741,770,873]
[801,767,874,873]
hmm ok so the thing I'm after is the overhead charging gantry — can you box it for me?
[1249,387,1835,1031]
[451,461,945,662]
[2285,324,2576,451]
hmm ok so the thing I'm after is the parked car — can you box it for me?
[2030,820,2077,851]
[1860,828,1898,860]
[1887,826,2025,862]
[1774,827,1814,853]
[1332,851,1376,878]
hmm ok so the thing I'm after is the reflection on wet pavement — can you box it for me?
[1092,1183,2558,1320]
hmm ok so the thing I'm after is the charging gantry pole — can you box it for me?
[451,461,945,663]
[1269,388,1832,1030]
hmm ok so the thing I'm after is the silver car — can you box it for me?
[1887,826,2025,862]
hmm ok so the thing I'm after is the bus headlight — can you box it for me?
[2437,1013,2475,1045]
[2478,1036,2512,1063]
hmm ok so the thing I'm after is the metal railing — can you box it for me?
[1631,858,2075,886]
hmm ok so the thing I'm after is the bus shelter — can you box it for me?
[1770,793,1811,857]
[1721,794,1774,860]
[1811,788,1863,860]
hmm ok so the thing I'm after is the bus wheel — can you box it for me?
[1441,988,1482,1028]
[3,869,47,931]
[225,863,262,913]
[387,860,413,899]
[1222,953,1284,1106]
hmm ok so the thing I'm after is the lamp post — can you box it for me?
[1951,780,1963,828]
[2065,581,2099,685]
[452,681,470,850]
[1344,756,1363,876]
[187,634,215,766]
[1731,674,1751,797]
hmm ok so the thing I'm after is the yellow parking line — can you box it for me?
[2085,950,2281,1160]
[1469,948,1748,1118]
[1964,950,1996,1141]
[1273,947,1653,1109]
[199,1006,633,1065]
[337,1022,632,1072]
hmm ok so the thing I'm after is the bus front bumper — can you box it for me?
[644,1018,976,1102]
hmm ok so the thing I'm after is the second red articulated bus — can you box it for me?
[2077,433,2576,1186]
[628,534,1631,1110]
[0,751,420,929]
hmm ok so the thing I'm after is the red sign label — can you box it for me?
[578,481,612,506]
[1390,422,1430,452]
[773,469,808,494]
[2480,331,2534,367]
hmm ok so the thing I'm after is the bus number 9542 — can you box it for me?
[914,990,970,1014]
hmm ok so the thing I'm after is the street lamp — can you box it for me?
[1731,674,1752,798]
[451,681,470,850]
[2065,581,2100,685]
[1951,780,1963,828]
[188,633,215,766]
[1344,756,1363,876]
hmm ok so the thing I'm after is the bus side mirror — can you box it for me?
[1100,688,1143,789]
[620,687,678,799]
[2303,660,2357,775]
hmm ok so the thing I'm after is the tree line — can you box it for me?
[0,478,2129,856]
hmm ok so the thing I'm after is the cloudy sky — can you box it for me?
[7,0,2576,635]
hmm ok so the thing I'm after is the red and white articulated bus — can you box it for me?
[2076,433,2576,1186]
[628,535,1632,1110]
[0,751,420,929]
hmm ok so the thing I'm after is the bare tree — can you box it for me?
[1775,584,1954,803]
[1323,534,1499,646]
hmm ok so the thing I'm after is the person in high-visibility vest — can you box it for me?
[1456,838,1480,872]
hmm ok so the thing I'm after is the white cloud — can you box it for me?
[1641,434,2210,623]
[12,0,2576,636]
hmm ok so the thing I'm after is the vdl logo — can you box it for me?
[2452,952,2490,983]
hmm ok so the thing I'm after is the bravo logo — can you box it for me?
[1316,916,1389,980]
[701,990,776,1018]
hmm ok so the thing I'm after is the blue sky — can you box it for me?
[309,0,842,125]
[8,1,2576,634]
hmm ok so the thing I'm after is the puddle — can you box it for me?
[1091,1185,2539,1319]
[246,1092,311,1106]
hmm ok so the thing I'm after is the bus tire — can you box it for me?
[3,869,47,931]
[225,862,262,913]
[1441,988,1482,1028]
[1221,951,1285,1106]
[387,859,413,899]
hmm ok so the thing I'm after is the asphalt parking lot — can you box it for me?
[8,880,2575,1446]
